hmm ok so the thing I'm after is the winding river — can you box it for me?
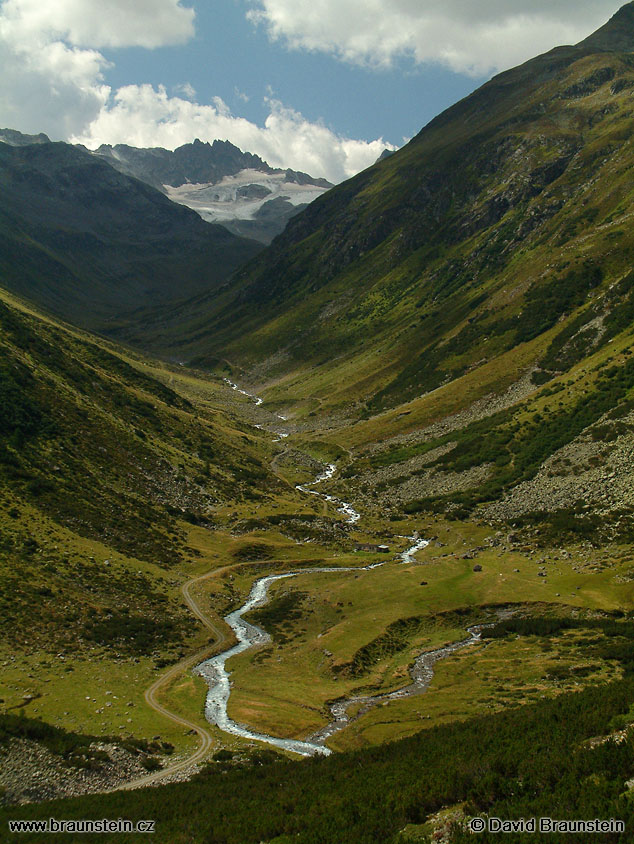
[224,377,263,406]
[308,625,485,744]
[295,462,361,524]
[194,381,483,756]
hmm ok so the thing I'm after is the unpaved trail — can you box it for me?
[117,568,235,791]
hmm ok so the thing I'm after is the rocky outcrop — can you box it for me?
[0,738,169,805]
[482,414,634,525]
[93,139,275,190]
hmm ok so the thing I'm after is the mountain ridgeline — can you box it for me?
[91,138,332,192]
[92,138,276,191]
[91,139,333,245]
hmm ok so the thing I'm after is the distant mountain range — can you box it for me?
[92,139,333,245]
[0,130,333,245]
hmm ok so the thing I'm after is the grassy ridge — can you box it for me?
[0,291,289,568]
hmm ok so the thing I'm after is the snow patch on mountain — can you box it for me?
[165,169,330,243]
[166,169,327,221]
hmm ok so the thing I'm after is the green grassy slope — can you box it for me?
[0,287,303,746]
[0,293,282,572]
[119,4,634,421]
[300,264,634,550]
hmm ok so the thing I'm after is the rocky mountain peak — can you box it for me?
[579,2,634,52]
[0,128,51,146]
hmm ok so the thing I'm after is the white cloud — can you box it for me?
[0,0,195,138]
[246,0,621,75]
[0,7,110,138]
[72,86,393,182]
[173,82,197,100]
[0,0,390,181]
[2,0,195,48]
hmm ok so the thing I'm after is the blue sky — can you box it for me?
[101,2,484,150]
[0,0,622,181]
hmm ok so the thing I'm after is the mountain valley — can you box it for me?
[4,4,634,843]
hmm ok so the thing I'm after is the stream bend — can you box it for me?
[195,382,479,756]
